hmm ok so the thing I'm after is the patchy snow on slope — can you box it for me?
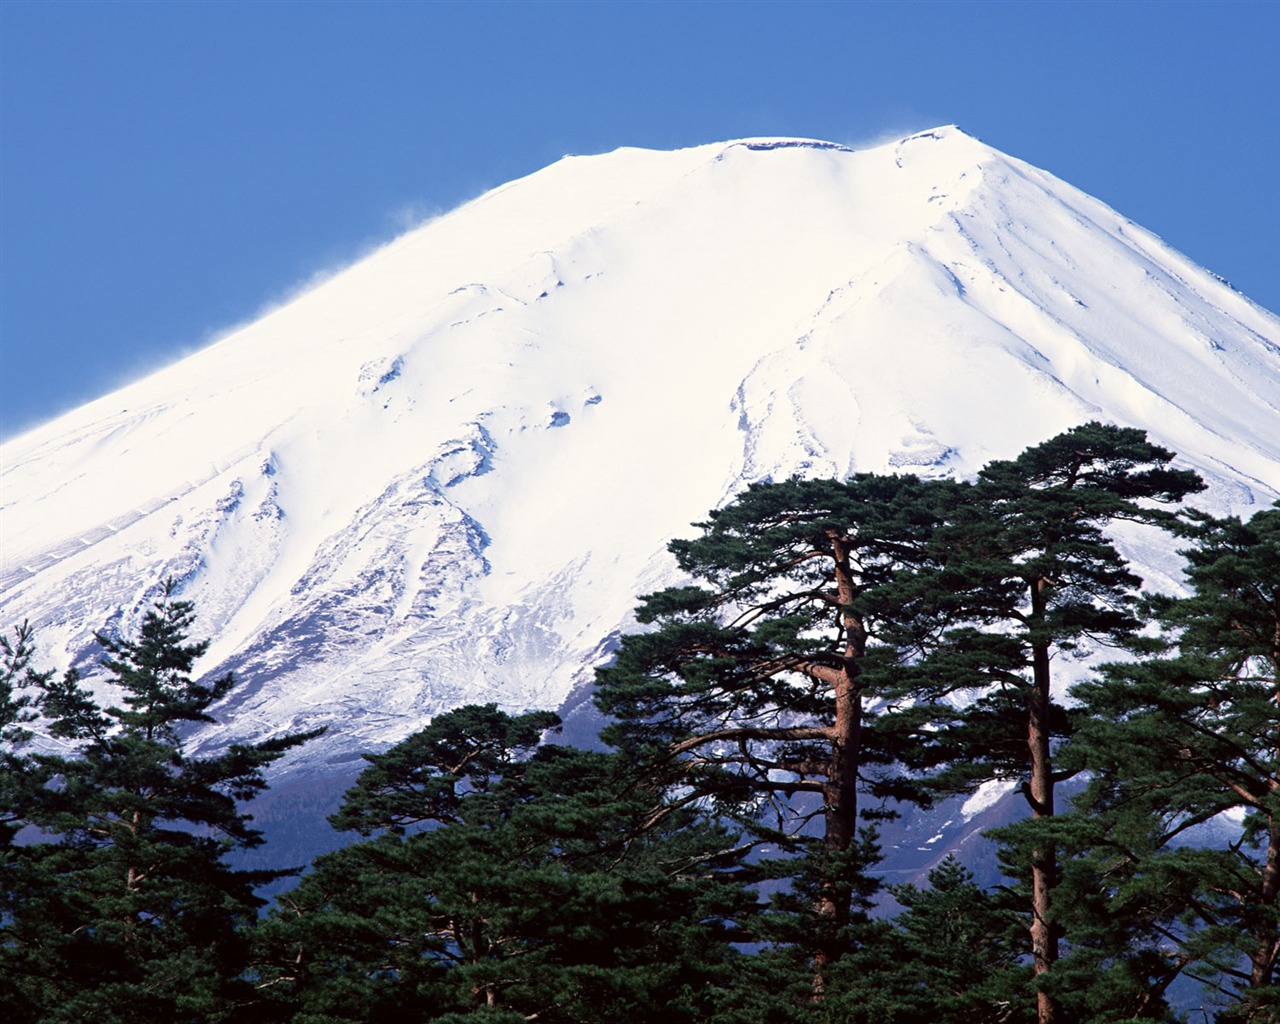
[2,127,1277,772]
[961,780,1021,821]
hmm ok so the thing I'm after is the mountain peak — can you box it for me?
[730,138,857,153]
[722,124,979,155]
[2,131,1276,774]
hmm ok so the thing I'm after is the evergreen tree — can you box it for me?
[0,622,45,848]
[593,474,957,995]
[1,581,321,1023]
[822,856,1034,1024]
[1064,502,1280,1022]
[0,623,66,1023]
[893,423,1202,1024]
[255,704,757,1023]
[327,701,559,835]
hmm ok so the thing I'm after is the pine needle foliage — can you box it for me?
[594,473,963,993]
[0,580,321,1024]
[255,705,758,1024]
[886,423,1202,1023]
[1063,503,1280,1022]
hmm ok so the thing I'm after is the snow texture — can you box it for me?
[3,127,1278,775]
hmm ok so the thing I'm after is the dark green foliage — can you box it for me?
[0,621,41,747]
[0,581,321,1023]
[900,422,1204,792]
[0,622,47,848]
[0,429,1240,1020]
[255,705,757,1023]
[883,423,1201,1021]
[1062,503,1280,1021]
[596,474,953,771]
[328,701,559,835]
[593,473,959,989]
[592,425,1205,1016]
[820,856,1034,1023]
[983,808,1195,1022]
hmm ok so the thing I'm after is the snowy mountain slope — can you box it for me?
[2,126,1278,774]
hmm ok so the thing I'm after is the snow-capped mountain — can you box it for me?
[3,127,1278,780]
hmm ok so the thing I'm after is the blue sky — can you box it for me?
[2,0,1277,439]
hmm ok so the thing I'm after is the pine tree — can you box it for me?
[0,622,63,1022]
[255,704,756,1023]
[894,423,1203,1024]
[0,622,45,847]
[1064,502,1280,1022]
[822,856,1034,1023]
[593,474,957,996]
[1,581,321,1023]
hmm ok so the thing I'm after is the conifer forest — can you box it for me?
[2,424,1278,1023]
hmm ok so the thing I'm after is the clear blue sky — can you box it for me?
[2,0,1277,439]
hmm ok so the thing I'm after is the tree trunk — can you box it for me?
[1028,577,1059,1024]
[812,532,866,996]
[1257,658,1280,997]
[1251,811,1280,996]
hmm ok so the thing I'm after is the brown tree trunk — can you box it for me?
[812,532,866,997]
[1251,811,1280,995]
[1256,657,1280,999]
[1028,577,1059,1024]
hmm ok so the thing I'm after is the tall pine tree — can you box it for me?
[892,423,1202,1024]
[1065,503,1280,1022]
[1,581,320,1024]
[0,622,45,849]
[594,474,956,995]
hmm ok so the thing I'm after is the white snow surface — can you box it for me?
[3,127,1278,772]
